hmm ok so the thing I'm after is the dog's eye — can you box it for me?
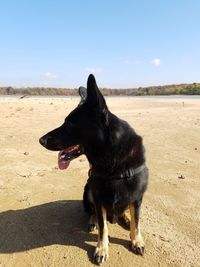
[64,119,73,128]
[67,120,74,127]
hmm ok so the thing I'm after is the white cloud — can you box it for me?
[44,72,57,79]
[84,67,103,74]
[151,58,161,66]
[39,81,48,86]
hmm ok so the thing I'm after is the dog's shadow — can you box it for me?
[0,200,130,258]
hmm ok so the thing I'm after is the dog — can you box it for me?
[39,74,148,265]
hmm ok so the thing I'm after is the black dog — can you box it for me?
[39,74,148,265]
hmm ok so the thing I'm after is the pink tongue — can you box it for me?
[58,151,70,170]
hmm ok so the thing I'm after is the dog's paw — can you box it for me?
[93,242,109,265]
[118,213,130,230]
[88,223,97,232]
[88,215,97,232]
[131,239,145,256]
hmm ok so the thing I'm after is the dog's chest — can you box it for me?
[89,175,131,217]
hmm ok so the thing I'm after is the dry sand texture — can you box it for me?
[0,96,199,267]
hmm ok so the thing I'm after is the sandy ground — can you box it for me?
[0,96,199,267]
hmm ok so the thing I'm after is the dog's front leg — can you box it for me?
[93,205,109,264]
[129,201,145,255]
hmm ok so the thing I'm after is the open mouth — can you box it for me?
[58,145,83,170]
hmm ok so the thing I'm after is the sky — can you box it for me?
[0,0,200,88]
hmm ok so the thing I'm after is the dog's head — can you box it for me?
[39,74,109,170]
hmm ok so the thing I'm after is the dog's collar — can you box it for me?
[89,164,146,180]
[119,164,146,179]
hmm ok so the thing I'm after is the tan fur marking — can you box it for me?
[94,207,109,263]
[129,204,144,249]
[122,212,130,226]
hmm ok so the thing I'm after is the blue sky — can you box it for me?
[0,0,200,88]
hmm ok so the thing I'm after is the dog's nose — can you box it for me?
[39,136,47,147]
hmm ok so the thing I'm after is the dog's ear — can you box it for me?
[86,74,107,110]
[86,74,109,125]
[78,86,87,105]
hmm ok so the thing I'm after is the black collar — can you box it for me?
[119,164,146,179]
[89,164,146,180]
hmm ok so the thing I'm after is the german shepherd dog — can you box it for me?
[39,74,148,265]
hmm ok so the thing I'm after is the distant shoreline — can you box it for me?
[0,82,200,96]
[1,95,200,100]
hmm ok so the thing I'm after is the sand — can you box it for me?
[0,96,199,267]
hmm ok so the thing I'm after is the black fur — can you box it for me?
[39,74,148,263]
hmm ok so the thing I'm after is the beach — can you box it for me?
[0,96,199,267]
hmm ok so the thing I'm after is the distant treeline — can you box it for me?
[0,83,200,96]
